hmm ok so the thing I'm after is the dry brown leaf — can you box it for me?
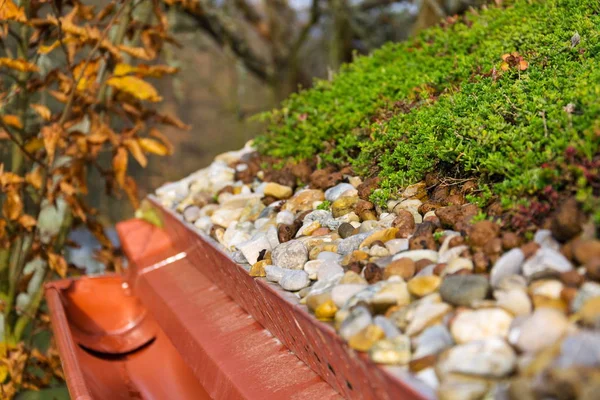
[118,45,154,61]
[2,189,23,220]
[112,147,127,187]
[24,137,44,153]
[0,171,24,187]
[41,123,62,164]
[18,214,37,230]
[31,104,52,121]
[0,57,39,73]
[124,138,147,167]
[114,63,178,78]
[48,252,67,278]
[139,137,169,156]
[106,76,162,102]
[149,128,174,154]
[25,167,43,190]
[123,176,139,209]
[2,114,23,129]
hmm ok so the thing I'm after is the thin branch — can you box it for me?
[0,118,48,168]
[360,0,409,11]
[290,0,321,58]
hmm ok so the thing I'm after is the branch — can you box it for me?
[290,0,321,58]
[359,0,409,11]
[174,0,273,82]
[0,118,48,168]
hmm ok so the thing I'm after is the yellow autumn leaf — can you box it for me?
[0,0,26,22]
[31,104,52,121]
[18,214,37,230]
[2,189,23,220]
[114,63,178,78]
[0,57,39,73]
[0,171,24,187]
[2,114,23,129]
[149,128,174,154]
[25,167,43,190]
[112,147,128,187]
[118,45,154,61]
[124,138,147,168]
[24,137,44,153]
[73,59,100,92]
[139,137,169,156]
[48,253,67,278]
[41,123,62,165]
[106,76,162,102]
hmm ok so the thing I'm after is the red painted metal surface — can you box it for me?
[45,276,210,400]
[141,196,435,400]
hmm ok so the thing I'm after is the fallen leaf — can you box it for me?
[139,137,169,155]
[31,104,52,121]
[106,76,162,102]
[48,252,67,278]
[0,57,39,73]
[112,147,128,187]
[0,0,26,22]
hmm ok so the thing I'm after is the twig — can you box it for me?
[0,115,48,168]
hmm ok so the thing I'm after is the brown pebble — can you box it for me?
[520,242,541,259]
[354,199,374,215]
[357,177,381,200]
[409,355,436,373]
[560,287,578,306]
[392,210,415,238]
[502,232,521,250]
[312,227,330,236]
[359,210,378,221]
[560,240,576,262]
[461,181,477,194]
[486,201,504,217]
[216,185,234,196]
[550,197,586,242]
[262,195,278,206]
[346,261,363,275]
[310,169,343,190]
[448,235,465,248]
[433,263,446,276]
[409,222,437,250]
[370,240,385,248]
[364,263,384,284]
[415,259,433,273]
[445,193,466,206]
[278,223,298,243]
[585,257,600,281]
[449,268,472,276]
[384,258,416,280]
[418,202,442,215]
[483,237,503,257]
[573,240,600,265]
[473,251,490,273]
[338,222,355,239]
[469,220,500,248]
[295,210,312,223]
[559,270,584,288]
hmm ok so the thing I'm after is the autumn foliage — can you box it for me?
[0,0,186,396]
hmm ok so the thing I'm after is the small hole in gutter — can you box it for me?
[314,352,320,363]
[328,363,336,376]
[346,380,353,391]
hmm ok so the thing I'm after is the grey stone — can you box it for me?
[279,270,310,291]
[339,305,372,341]
[325,183,357,201]
[272,240,308,269]
[338,232,371,255]
[440,275,490,307]
[490,248,525,287]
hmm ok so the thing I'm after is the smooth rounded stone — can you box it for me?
[359,220,380,234]
[257,204,277,219]
[276,210,295,226]
[337,212,360,224]
[413,324,454,359]
[437,375,490,400]
[332,284,368,308]
[369,245,390,258]
[534,229,561,250]
[325,183,357,202]
[495,289,532,316]
[272,240,308,269]
[317,251,343,263]
[279,270,310,291]
[522,247,573,278]
[529,279,564,299]
[317,262,344,282]
[348,324,385,352]
[373,315,401,338]
[249,260,268,277]
[331,196,359,218]
[340,271,367,285]
[392,249,438,263]
[265,265,285,283]
[490,248,525,287]
[497,274,528,291]
[304,209,332,224]
[438,245,469,264]
[231,250,248,264]
[438,232,461,255]
[372,281,411,309]
[554,331,600,368]
[406,302,452,336]
[239,198,266,222]
[284,189,325,213]
[338,222,355,239]
[408,276,442,298]
[509,308,569,353]
[237,235,272,265]
[338,232,372,255]
[415,264,436,277]
[369,336,411,365]
[306,289,332,311]
[439,275,490,307]
[211,207,244,227]
[339,306,373,341]
[378,213,397,228]
[579,296,600,328]
[264,182,293,199]
[226,229,252,250]
[571,282,600,312]
[254,218,270,230]
[296,220,321,237]
[385,239,410,255]
[437,338,516,379]
[304,259,324,280]
[451,308,513,344]
[183,205,201,222]
[194,216,212,233]
[264,225,280,249]
[315,300,338,320]
[384,258,416,280]
[442,257,474,276]
[361,228,398,248]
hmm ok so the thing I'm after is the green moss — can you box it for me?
[255,0,600,205]
[317,200,332,211]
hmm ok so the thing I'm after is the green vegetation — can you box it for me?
[317,200,332,211]
[255,0,600,205]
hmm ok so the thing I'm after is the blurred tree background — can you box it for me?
[111,0,485,222]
